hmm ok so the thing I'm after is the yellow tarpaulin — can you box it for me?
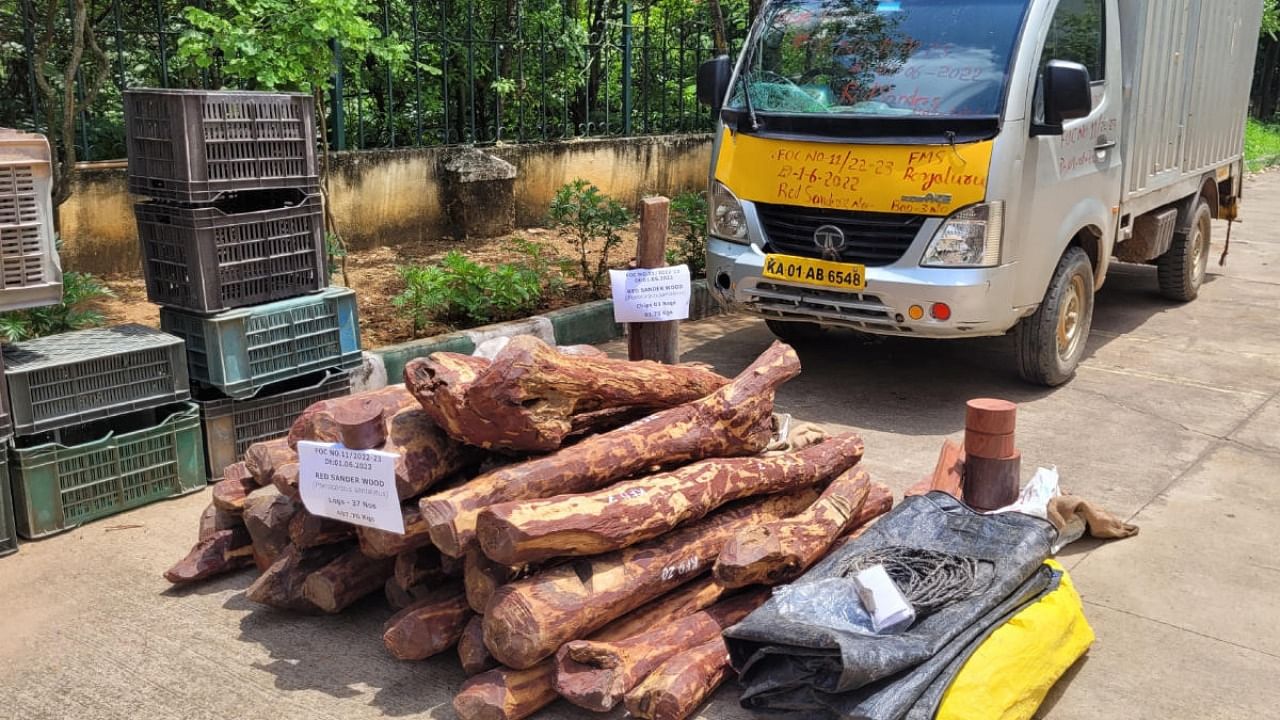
[936,560,1094,720]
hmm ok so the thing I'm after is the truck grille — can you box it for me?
[755,202,926,266]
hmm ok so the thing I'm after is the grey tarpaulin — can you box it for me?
[724,492,1055,719]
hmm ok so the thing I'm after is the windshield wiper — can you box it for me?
[740,74,761,131]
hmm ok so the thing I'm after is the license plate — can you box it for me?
[762,254,866,291]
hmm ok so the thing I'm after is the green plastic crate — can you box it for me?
[0,453,14,556]
[159,287,361,400]
[10,402,205,539]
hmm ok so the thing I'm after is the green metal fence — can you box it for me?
[1,0,746,161]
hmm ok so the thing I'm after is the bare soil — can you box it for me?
[98,226,639,349]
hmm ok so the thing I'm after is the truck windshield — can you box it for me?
[730,0,1031,119]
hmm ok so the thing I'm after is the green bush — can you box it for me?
[666,190,709,279]
[392,239,565,335]
[0,270,115,342]
[1245,118,1280,172]
[548,179,632,298]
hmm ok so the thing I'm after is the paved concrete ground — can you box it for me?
[3,173,1279,720]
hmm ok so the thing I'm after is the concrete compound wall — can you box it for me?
[58,134,713,275]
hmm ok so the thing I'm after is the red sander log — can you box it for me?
[244,437,297,487]
[714,468,873,588]
[624,636,732,720]
[288,385,418,448]
[197,503,244,542]
[483,490,818,669]
[465,550,528,614]
[211,469,256,513]
[459,614,499,675]
[302,548,395,613]
[164,526,254,584]
[289,508,356,548]
[382,583,472,660]
[554,588,768,711]
[272,461,301,500]
[357,503,434,559]
[388,407,481,499]
[478,434,865,565]
[906,438,965,500]
[243,487,300,570]
[420,341,799,557]
[245,543,348,612]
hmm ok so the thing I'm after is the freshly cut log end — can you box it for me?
[476,433,865,565]
[245,543,348,612]
[289,509,356,549]
[482,490,817,669]
[382,587,472,660]
[453,662,558,720]
[554,588,768,712]
[164,526,253,584]
[713,468,872,589]
[459,614,499,675]
[245,437,296,487]
[420,341,800,557]
[333,397,389,449]
[301,549,394,614]
[624,637,732,720]
[288,385,417,449]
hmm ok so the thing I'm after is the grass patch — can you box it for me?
[1245,118,1280,172]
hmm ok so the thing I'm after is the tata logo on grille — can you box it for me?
[813,224,847,260]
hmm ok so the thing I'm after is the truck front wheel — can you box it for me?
[765,319,826,345]
[1156,199,1211,302]
[1015,247,1095,387]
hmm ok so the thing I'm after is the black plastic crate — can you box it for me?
[124,89,318,203]
[197,368,350,480]
[0,451,15,556]
[135,191,327,313]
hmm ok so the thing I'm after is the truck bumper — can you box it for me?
[706,238,1023,339]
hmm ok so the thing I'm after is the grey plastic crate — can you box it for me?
[2,324,191,435]
[135,192,327,313]
[0,130,63,311]
[160,288,361,399]
[124,89,318,203]
[198,368,350,480]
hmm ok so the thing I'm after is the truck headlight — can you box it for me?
[710,181,749,243]
[921,202,1004,267]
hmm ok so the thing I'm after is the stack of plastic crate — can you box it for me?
[0,129,65,554]
[124,89,359,482]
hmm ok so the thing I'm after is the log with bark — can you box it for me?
[459,614,499,675]
[624,636,732,720]
[483,490,817,668]
[245,543,348,612]
[554,588,769,711]
[406,335,729,453]
[454,574,733,720]
[197,503,244,542]
[357,503,434,559]
[164,526,254,584]
[382,585,473,660]
[288,385,418,448]
[242,487,300,571]
[288,508,356,549]
[301,548,395,613]
[244,437,297,488]
[420,341,799,557]
[477,434,865,564]
[714,467,874,588]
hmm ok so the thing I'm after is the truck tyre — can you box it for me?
[766,319,825,345]
[1156,199,1211,302]
[1016,247,1095,387]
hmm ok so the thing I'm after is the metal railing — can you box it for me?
[1,0,745,161]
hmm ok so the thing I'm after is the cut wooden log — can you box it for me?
[478,434,865,565]
[197,503,244,542]
[453,574,732,720]
[388,407,480,500]
[555,588,768,711]
[272,461,301,500]
[906,439,965,500]
[211,472,256,513]
[714,468,872,589]
[457,335,730,452]
[483,490,817,668]
[289,508,357,548]
[385,576,417,610]
[358,503,434,558]
[334,397,389,449]
[964,452,1021,512]
[395,546,449,590]
[404,352,490,446]
[459,614,499,675]
[245,543,348,612]
[421,341,799,557]
[623,636,731,720]
[965,397,1017,434]
[382,585,472,660]
[288,385,417,448]
[465,550,523,614]
[224,461,255,487]
[387,573,469,610]
[302,548,395,613]
[242,487,300,571]
[164,526,253,584]
[244,437,297,487]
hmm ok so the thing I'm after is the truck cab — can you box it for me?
[698,0,1261,385]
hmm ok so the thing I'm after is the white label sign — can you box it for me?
[610,265,692,324]
[297,441,404,534]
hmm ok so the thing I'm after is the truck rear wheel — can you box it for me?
[1015,247,1095,387]
[1156,199,1211,302]
[765,319,825,344]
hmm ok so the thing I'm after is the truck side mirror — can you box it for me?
[697,56,732,112]
[1036,60,1093,135]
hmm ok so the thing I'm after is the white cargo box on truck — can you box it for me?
[1120,0,1263,217]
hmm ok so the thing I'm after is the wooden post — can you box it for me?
[628,196,679,364]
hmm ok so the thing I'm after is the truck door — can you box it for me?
[1022,0,1123,300]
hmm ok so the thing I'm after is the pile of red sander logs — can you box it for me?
[164,335,894,720]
